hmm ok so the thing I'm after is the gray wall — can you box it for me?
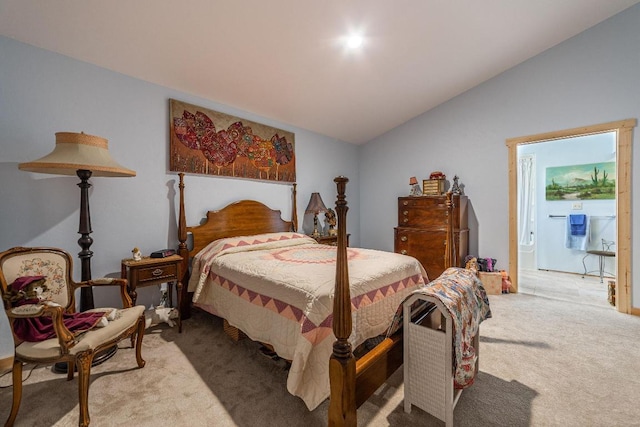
[2,5,639,360]
[0,36,359,357]
[359,5,639,303]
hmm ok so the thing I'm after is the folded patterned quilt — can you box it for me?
[395,267,492,388]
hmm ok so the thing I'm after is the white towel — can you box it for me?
[565,215,590,250]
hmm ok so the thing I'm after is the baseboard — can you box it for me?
[630,307,640,317]
[0,355,14,374]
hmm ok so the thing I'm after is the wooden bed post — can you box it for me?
[444,192,455,269]
[328,176,356,427]
[177,173,191,319]
[292,183,298,232]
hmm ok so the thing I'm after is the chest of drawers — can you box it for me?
[394,195,468,281]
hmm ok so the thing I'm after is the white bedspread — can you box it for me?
[189,232,428,409]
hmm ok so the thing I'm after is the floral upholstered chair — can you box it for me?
[0,247,146,427]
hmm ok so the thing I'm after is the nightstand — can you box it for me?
[311,234,350,246]
[121,254,183,333]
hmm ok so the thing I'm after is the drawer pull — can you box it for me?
[400,236,407,242]
[403,201,408,206]
[403,218,409,223]
[400,250,407,255]
[152,268,164,276]
[403,210,408,216]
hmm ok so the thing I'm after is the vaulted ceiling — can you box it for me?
[1,1,638,144]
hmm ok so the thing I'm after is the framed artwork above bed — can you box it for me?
[169,99,296,183]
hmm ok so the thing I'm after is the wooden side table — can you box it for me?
[311,234,350,246]
[121,254,183,333]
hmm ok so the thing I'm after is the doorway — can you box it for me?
[506,119,636,314]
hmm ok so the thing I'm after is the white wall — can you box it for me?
[0,36,360,357]
[360,5,639,303]
[519,134,617,275]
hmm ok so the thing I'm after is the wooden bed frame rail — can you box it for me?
[176,173,455,426]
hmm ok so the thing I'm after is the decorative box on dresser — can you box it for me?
[394,195,469,282]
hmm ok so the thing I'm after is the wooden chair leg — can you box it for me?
[130,332,135,349]
[135,316,146,368]
[76,352,93,427]
[67,360,75,381]
[6,359,23,427]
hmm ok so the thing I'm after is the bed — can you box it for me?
[176,174,457,425]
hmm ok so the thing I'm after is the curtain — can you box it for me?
[518,155,535,245]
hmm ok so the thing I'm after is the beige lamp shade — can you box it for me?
[19,132,136,177]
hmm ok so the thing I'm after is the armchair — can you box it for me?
[0,247,146,427]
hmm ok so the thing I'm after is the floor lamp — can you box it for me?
[19,132,135,366]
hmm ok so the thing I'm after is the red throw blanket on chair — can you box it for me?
[7,276,107,342]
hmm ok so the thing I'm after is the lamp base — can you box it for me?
[52,345,118,374]
[312,214,321,238]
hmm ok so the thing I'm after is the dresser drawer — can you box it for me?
[395,229,447,257]
[395,228,467,281]
[136,263,178,283]
[398,196,447,210]
[398,207,449,228]
[398,195,465,229]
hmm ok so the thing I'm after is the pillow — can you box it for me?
[197,232,315,259]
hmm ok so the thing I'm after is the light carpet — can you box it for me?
[2,293,640,426]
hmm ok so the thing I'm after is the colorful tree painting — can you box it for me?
[169,99,296,183]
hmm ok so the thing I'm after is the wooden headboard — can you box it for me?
[186,200,295,257]
[177,173,297,316]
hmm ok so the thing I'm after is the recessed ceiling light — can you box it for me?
[346,34,363,49]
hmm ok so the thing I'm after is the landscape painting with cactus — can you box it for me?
[545,161,616,200]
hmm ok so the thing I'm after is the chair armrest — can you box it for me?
[6,304,76,353]
[74,278,133,308]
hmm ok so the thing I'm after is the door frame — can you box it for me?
[506,119,636,313]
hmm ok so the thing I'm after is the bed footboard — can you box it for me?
[328,182,456,427]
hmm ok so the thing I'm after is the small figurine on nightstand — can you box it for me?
[325,208,337,236]
[132,247,142,261]
[409,176,422,196]
[451,175,462,195]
